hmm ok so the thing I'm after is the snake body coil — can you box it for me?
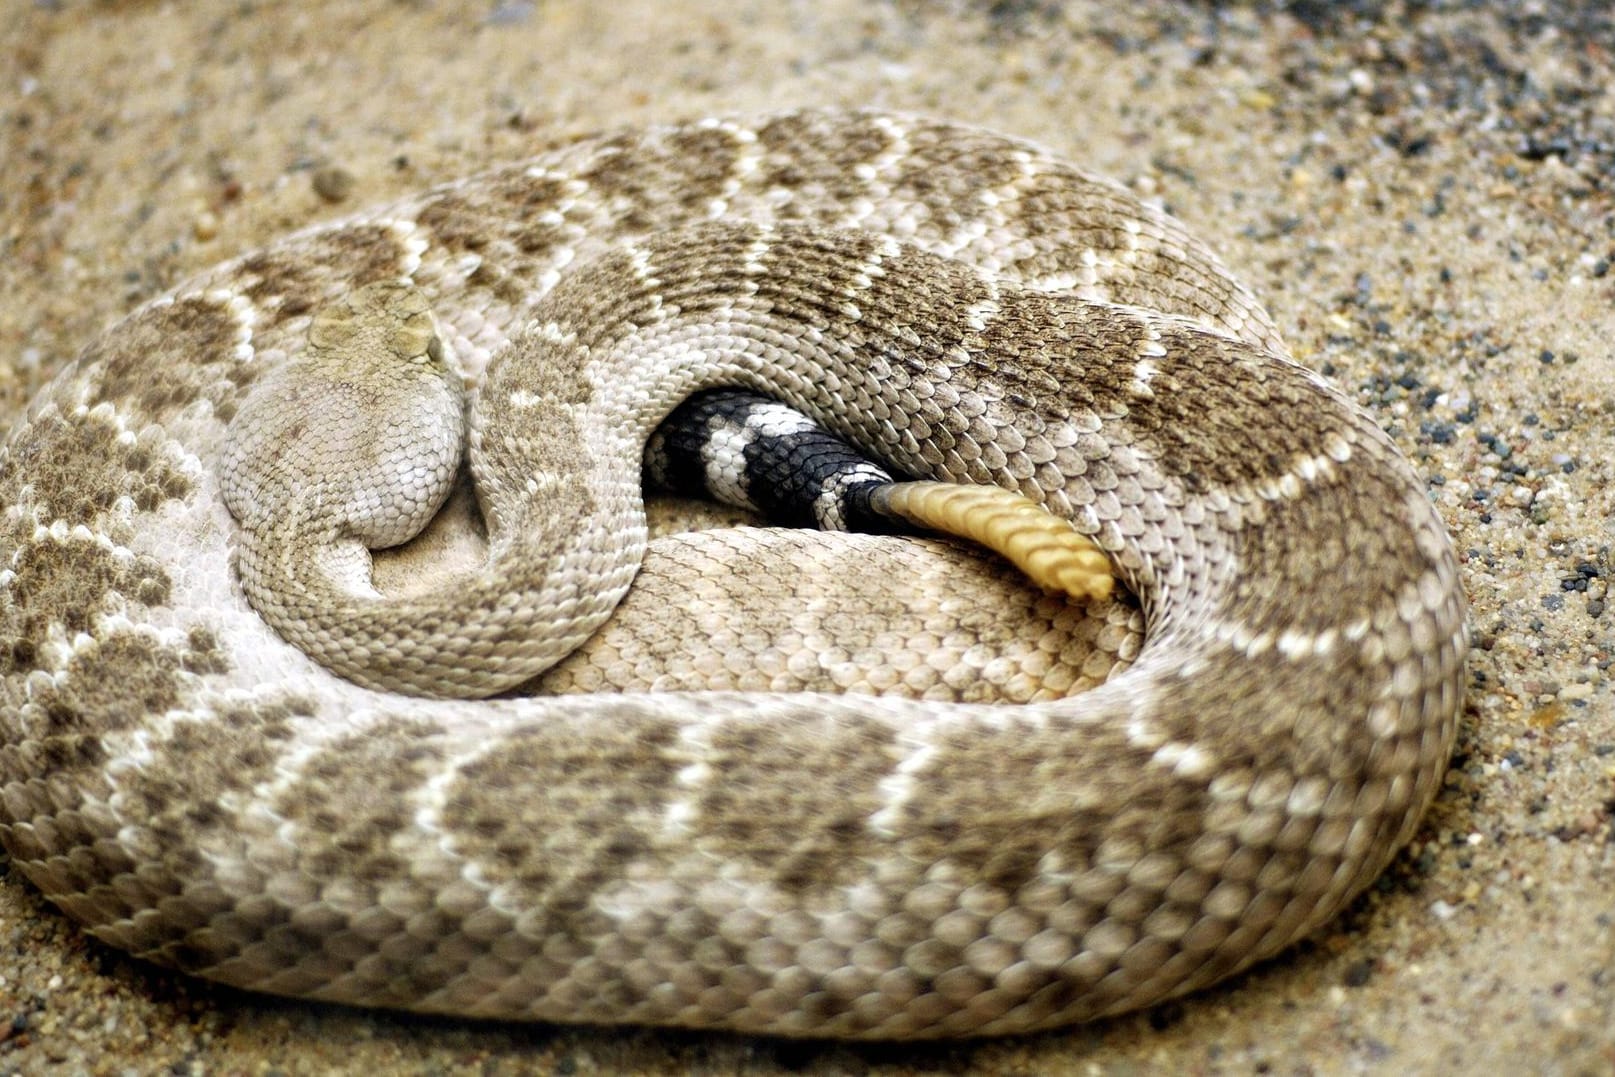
[0,110,1466,1038]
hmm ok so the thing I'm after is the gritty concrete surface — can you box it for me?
[0,1,1611,1073]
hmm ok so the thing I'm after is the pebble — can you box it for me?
[312,166,357,203]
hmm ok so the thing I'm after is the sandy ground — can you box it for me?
[1,1,1611,1073]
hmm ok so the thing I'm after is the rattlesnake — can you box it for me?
[0,110,1467,1038]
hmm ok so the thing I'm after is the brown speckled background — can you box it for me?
[2,2,1612,1073]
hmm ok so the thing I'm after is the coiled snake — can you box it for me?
[0,110,1466,1038]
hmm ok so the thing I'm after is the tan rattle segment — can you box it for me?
[872,480,1116,602]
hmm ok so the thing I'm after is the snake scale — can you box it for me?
[0,109,1467,1038]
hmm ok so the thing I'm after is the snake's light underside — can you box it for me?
[0,110,1466,1038]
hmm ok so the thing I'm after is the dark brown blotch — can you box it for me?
[237,223,408,316]
[10,406,197,523]
[887,123,1028,216]
[110,695,310,963]
[693,710,901,892]
[573,132,660,232]
[753,112,898,200]
[1,407,194,538]
[124,695,308,847]
[2,538,171,668]
[85,295,247,423]
[415,168,574,257]
[21,628,195,761]
[660,125,749,215]
[890,718,1179,895]
[576,125,745,234]
[273,715,446,884]
[440,706,681,907]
